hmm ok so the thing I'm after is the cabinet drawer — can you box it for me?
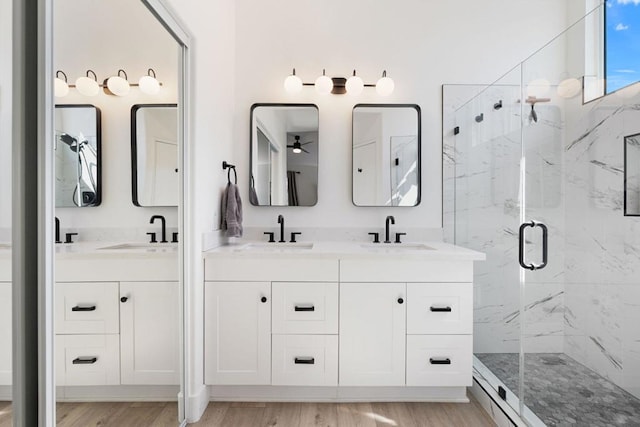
[55,334,120,386]
[55,282,119,334]
[272,335,338,386]
[406,335,472,387]
[272,282,338,334]
[407,283,472,334]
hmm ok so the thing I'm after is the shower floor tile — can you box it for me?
[476,353,640,426]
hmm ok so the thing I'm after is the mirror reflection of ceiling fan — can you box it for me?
[287,135,313,154]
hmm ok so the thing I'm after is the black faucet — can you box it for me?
[277,215,286,243]
[384,215,395,243]
[55,217,62,244]
[150,215,168,243]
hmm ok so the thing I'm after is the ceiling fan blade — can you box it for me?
[300,141,314,146]
[286,145,294,148]
[301,148,310,153]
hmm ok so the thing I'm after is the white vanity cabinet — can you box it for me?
[339,282,406,386]
[204,257,339,386]
[0,282,11,385]
[120,281,180,385]
[204,281,271,385]
[204,242,483,401]
[54,254,180,390]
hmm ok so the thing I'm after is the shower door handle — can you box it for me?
[519,221,548,271]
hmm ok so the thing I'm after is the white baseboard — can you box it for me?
[55,385,179,402]
[186,383,209,423]
[207,385,468,402]
[0,385,11,400]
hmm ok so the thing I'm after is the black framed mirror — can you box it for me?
[352,104,421,207]
[625,132,640,216]
[131,104,178,207]
[54,104,102,207]
[250,103,319,206]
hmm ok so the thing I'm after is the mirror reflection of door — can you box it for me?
[132,105,179,207]
[352,104,421,207]
[256,128,273,205]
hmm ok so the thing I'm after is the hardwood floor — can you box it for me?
[0,395,496,426]
[191,396,496,427]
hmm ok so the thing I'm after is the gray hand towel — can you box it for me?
[222,183,243,237]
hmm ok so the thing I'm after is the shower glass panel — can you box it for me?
[450,66,525,417]
[448,2,640,425]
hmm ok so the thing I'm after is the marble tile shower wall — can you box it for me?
[443,84,566,355]
[563,93,640,399]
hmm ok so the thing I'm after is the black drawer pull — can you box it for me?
[294,305,315,312]
[430,306,452,312]
[294,357,315,365]
[72,357,98,365]
[430,357,451,365]
[72,305,96,312]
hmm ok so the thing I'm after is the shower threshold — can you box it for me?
[475,353,640,426]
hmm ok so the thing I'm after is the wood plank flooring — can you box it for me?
[0,395,496,426]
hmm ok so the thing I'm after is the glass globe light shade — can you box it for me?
[376,76,395,96]
[54,78,69,97]
[346,75,364,95]
[284,74,303,94]
[556,78,581,99]
[315,75,333,95]
[293,147,302,154]
[526,78,551,98]
[75,76,100,97]
[106,75,130,96]
[139,75,160,95]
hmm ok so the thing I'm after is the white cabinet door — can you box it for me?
[204,281,271,385]
[119,281,180,385]
[339,282,406,386]
[0,283,11,385]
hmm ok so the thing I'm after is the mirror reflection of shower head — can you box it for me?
[530,104,538,122]
[525,96,550,123]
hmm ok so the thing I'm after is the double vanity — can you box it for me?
[1,236,483,404]
[203,239,483,402]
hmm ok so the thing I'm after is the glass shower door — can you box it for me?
[452,67,526,416]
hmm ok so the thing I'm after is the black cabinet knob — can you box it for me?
[397,298,404,304]
[261,296,267,303]
[120,296,128,303]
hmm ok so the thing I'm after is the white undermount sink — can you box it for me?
[235,242,314,251]
[98,242,178,250]
[360,243,434,251]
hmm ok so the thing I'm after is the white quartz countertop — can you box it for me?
[203,240,485,261]
[0,241,178,260]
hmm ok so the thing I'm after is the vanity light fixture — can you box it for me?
[284,68,303,94]
[139,68,161,95]
[75,70,100,97]
[54,70,70,97]
[314,69,333,95]
[284,68,395,96]
[346,70,364,96]
[54,69,164,97]
[104,69,131,96]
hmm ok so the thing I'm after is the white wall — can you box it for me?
[54,0,179,233]
[234,0,570,231]
[0,0,12,240]
[164,0,236,419]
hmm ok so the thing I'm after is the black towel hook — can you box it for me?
[222,161,237,184]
